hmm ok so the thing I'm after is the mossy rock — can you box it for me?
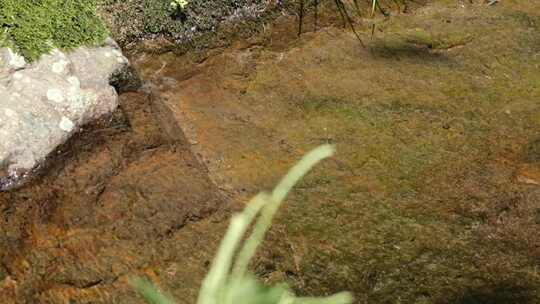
[99,0,283,52]
[0,0,107,61]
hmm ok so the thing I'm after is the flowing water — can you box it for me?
[1,2,540,303]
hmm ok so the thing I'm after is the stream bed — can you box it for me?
[2,2,540,303]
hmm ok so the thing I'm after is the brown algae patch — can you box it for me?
[134,1,540,303]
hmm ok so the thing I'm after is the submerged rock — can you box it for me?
[0,39,134,190]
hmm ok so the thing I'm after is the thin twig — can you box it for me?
[376,0,389,17]
[336,0,365,47]
[333,0,348,29]
[314,0,319,30]
[298,0,305,36]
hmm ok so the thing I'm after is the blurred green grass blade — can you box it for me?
[198,193,270,304]
[272,144,335,203]
[133,145,351,304]
[129,277,175,304]
[197,214,249,304]
[232,145,335,279]
[225,276,290,304]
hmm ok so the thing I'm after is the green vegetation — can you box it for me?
[0,0,107,61]
[0,0,407,61]
[99,0,272,49]
[170,0,189,11]
[131,145,353,304]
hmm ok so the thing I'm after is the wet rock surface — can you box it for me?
[0,40,130,190]
[134,2,540,303]
[1,1,540,303]
[0,92,227,303]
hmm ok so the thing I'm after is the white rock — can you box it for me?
[59,116,74,132]
[0,48,26,70]
[67,76,80,87]
[0,41,130,190]
[4,108,16,117]
[46,88,65,103]
[52,60,69,74]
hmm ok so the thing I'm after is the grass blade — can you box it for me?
[232,145,335,279]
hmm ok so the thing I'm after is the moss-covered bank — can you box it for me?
[0,0,418,60]
[0,0,284,60]
[98,0,283,53]
[0,0,107,61]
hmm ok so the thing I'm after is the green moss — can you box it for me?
[99,0,286,54]
[0,0,107,61]
[0,28,14,49]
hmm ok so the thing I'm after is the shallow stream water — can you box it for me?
[2,2,540,303]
